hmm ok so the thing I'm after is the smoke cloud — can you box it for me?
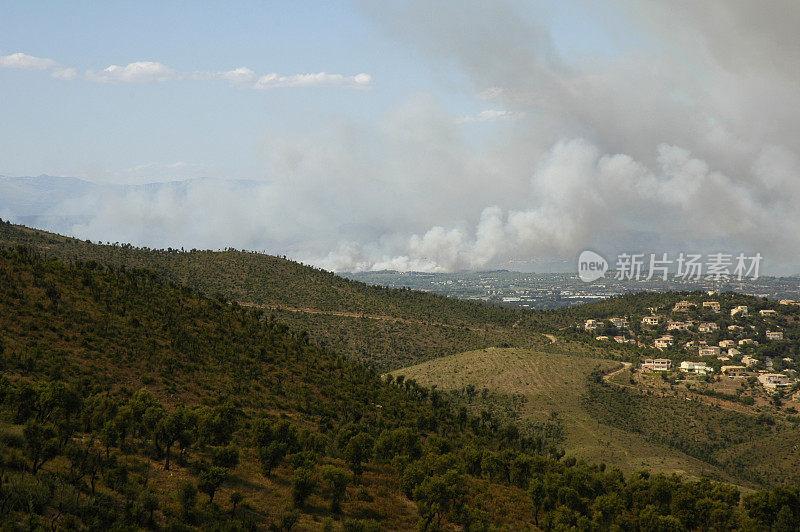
[6,1,800,274]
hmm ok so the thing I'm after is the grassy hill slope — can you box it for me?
[389,348,745,485]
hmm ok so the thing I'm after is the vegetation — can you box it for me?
[1,221,800,529]
[0,221,548,370]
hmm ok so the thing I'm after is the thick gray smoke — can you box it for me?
[5,1,800,274]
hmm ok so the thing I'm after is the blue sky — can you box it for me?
[0,1,623,181]
[3,2,799,273]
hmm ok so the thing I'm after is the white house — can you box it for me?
[766,330,784,341]
[642,315,661,326]
[680,361,712,375]
[741,355,757,367]
[698,322,719,333]
[731,305,749,317]
[738,338,758,346]
[759,309,778,317]
[703,301,721,312]
[585,319,601,331]
[721,366,747,378]
[641,359,672,372]
[719,340,736,348]
[699,346,721,357]
[673,300,695,312]
[610,317,628,328]
[758,373,794,389]
[654,336,674,350]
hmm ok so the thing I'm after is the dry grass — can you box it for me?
[391,348,739,482]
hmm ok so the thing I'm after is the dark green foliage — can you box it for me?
[319,464,350,513]
[344,432,374,477]
[0,237,798,529]
[197,466,228,503]
[291,467,315,508]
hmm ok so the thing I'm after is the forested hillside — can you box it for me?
[2,247,799,529]
[0,221,521,325]
[0,221,546,370]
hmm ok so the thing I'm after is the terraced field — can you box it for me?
[391,348,742,483]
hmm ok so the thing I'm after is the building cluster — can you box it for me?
[584,297,798,393]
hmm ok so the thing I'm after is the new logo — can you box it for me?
[578,250,608,282]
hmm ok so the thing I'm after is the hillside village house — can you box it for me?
[719,340,736,348]
[698,322,719,333]
[614,335,626,343]
[722,366,748,378]
[595,335,610,341]
[779,299,797,305]
[668,321,691,331]
[759,309,778,317]
[680,361,712,375]
[728,325,744,333]
[703,301,721,312]
[741,355,757,367]
[585,319,601,331]
[766,330,784,341]
[758,373,794,390]
[699,345,721,357]
[610,317,628,328]
[642,315,661,326]
[727,347,742,357]
[738,338,758,346]
[673,300,695,312]
[641,359,672,372]
[731,305,749,317]
[654,336,674,350]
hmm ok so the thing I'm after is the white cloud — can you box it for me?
[456,109,522,123]
[86,61,176,83]
[254,72,372,89]
[51,67,78,80]
[0,52,56,70]
[2,51,372,90]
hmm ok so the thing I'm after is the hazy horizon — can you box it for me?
[3,2,800,274]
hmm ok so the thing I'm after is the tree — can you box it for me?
[320,465,350,514]
[413,469,466,531]
[528,478,545,527]
[177,481,197,522]
[258,442,287,477]
[291,467,316,508]
[22,421,58,473]
[345,433,374,477]
[230,491,244,515]
[198,466,228,504]
[211,444,240,469]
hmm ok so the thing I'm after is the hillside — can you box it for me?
[0,221,545,371]
[389,348,744,485]
[2,247,798,529]
[391,346,800,491]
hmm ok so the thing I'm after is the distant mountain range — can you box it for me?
[0,174,264,236]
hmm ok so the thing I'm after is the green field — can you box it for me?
[390,348,742,484]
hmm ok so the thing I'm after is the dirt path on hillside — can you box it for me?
[603,362,632,383]
[241,302,503,334]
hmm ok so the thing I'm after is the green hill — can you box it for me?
[1,245,797,529]
[0,221,545,371]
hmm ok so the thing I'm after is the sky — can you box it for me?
[2,1,800,274]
